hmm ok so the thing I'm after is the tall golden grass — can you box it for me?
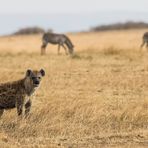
[0,29,148,147]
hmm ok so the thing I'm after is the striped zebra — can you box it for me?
[141,32,148,49]
[41,32,74,55]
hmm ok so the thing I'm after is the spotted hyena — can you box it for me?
[0,69,45,118]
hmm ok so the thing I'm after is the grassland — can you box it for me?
[0,29,148,147]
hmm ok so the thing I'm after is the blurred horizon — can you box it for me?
[0,11,148,35]
[0,0,148,35]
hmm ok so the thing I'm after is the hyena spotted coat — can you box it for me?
[0,69,45,117]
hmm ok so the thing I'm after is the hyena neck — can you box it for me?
[23,78,36,96]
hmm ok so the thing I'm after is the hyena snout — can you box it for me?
[33,78,40,87]
[34,80,39,85]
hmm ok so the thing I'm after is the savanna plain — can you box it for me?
[0,29,148,147]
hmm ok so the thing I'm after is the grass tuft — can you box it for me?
[103,46,122,55]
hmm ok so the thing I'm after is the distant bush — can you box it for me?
[13,27,52,35]
[91,21,148,32]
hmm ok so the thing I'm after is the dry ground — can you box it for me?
[0,29,148,147]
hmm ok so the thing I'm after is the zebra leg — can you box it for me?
[62,44,68,55]
[140,40,145,48]
[41,42,47,55]
[58,44,61,55]
[146,42,148,50]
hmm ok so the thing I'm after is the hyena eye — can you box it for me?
[38,77,41,79]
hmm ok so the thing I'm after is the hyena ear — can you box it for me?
[26,69,32,77]
[40,69,45,77]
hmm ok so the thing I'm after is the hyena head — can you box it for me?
[25,69,45,89]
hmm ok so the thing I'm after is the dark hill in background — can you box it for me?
[13,27,53,35]
[90,21,148,32]
[10,21,148,35]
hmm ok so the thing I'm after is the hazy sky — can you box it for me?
[0,0,148,34]
[0,0,148,14]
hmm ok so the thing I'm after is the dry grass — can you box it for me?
[0,29,148,147]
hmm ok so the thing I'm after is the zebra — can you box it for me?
[141,32,148,49]
[41,32,74,55]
